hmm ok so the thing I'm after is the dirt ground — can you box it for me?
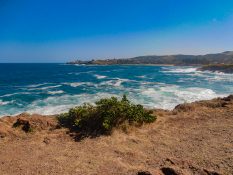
[0,95,233,175]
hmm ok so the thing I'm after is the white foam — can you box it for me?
[0,100,15,106]
[135,75,146,78]
[26,83,49,88]
[47,90,64,95]
[26,92,118,115]
[138,85,226,109]
[205,73,233,82]
[28,85,62,91]
[161,67,198,73]
[0,92,31,98]
[100,78,132,87]
[162,66,233,83]
[94,74,107,79]
[64,82,94,87]
[75,71,96,75]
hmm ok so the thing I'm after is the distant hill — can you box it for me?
[67,51,233,65]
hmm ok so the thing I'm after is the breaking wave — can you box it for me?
[161,67,198,73]
[94,74,107,79]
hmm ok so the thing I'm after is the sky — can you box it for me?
[0,0,233,63]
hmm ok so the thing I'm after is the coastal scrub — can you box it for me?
[58,95,156,135]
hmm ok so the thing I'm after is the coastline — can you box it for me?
[1,95,233,174]
[198,64,233,74]
[68,63,176,66]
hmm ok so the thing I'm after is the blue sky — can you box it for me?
[0,0,233,62]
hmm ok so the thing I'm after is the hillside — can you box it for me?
[67,51,233,66]
[1,95,233,175]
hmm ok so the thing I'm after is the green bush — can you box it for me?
[58,95,156,134]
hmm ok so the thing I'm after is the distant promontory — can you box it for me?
[67,51,233,66]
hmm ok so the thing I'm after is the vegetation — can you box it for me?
[58,95,156,135]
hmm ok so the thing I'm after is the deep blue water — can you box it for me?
[0,63,232,116]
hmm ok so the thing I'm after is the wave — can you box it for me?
[25,92,118,115]
[47,90,64,95]
[28,85,62,91]
[161,66,233,83]
[26,83,50,88]
[0,100,15,106]
[161,67,198,73]
[0,92,31,98]
[138,85,226,109]
[63,82,94,87]
[135,75,146,78]
[100,78,132,87]
[94,74,107,79]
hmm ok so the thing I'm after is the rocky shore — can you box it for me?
[0,95,233,175]
[198,64,233,73]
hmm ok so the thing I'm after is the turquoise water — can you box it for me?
[0,63,232,116]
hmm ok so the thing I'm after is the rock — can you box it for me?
[223,95,233,101]
[0,127,8,138]
[12,114,57,133]
[203,169,221,175]
[160,167,180,175]
[174,103,195,112]
[137,171,152,175]
[43,137,51,144]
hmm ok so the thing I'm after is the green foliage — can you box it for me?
[58,95,156,134]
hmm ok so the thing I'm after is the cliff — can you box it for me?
[0,95,233,175]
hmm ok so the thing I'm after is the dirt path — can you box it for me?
[0,96,233,175]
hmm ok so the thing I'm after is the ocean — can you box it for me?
[0,63,232,116]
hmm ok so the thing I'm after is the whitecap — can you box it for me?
[135,75,146,78]
[100,78,132,87]
[0,100,15,106]
[0,92,31,98]
[94,74,107,79]
[74,71,96,75]
[47,90,64,95]
[26,83,50,88]
[28,85,62,91]
[161,67,198,73]
[63,82,94,87]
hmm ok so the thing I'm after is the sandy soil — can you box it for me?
[0,95,233,175]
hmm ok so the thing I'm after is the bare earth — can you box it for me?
[0,96,233,175]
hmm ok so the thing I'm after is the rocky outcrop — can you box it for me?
[198,64,233,73]
[0,113,57,138]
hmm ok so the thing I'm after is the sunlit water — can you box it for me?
[0,63,232,116]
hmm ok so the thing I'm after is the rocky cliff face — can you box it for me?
[0,95,233,175]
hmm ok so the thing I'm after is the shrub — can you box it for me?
[58,95,156,135]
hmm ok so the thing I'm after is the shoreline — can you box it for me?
[68,63,176,66]
[0,93,230,118]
